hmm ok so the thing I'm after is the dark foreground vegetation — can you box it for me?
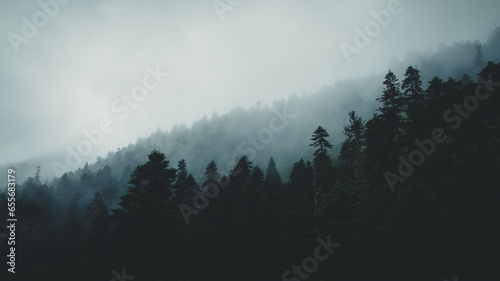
[1,60,499,281]
[1,29,500,281]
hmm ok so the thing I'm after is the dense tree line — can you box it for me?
[1,60,499,280]
[3,28,500,188]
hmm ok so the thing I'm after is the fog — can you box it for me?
[1,0,499,166]
[2,2,500,279]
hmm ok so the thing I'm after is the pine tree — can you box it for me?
[340,111,366,169]
[402,66,423,106]
[264,157,282,189]
[112,150,180,279]
[310,126,334,236]
[34,165,42,185]
[202,160,220,200]
[376,70,405,141]
[366,70,407,193]
[173,159,197,204]
[340,111,368,208]
[177,159,188,180]
[86,192,109,253]
[220,156,253,279]
[95,165,118,207]
[290,159,306,189]
[474,44,485,71]
[204,160,220,182]
[402,66,424,139]
[317,180,366,280]
[63,194,82,255]
[310,125,333,157]
[310,125,334,203]
[247,165,278,277]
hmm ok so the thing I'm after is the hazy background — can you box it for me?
[1,0,499,166]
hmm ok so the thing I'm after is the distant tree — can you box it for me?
[310,126,333,157]
[124,150,176,198]
[460,74,473,87]
[199,160,220,206]
[402,66,424,137]
[366,71,407,192]
[264,157,282,189]
[177,159,188,181]
[425,76,444,99]
[95,165,118,207]
[287,158,315,218]
[21,177,38,202]
[34,165,42,185]
[204,160,220,182]
[95,165,113,188]
[474,44,485,70]
[250,166,264,190]
[290,158,306,189]
[309,126,335,236]
[63,194,82,255]
[340,111,366,167]
[207,156,254,279]
[86,192,109,253]
[376,70,405,141]
[290,159,314,191]
[340,111,367,201]
[174,159,198,204]
[310,125,334,194]
[402,66,423,105]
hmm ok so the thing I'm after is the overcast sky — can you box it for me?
[0,0,499,165]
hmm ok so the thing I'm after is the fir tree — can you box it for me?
[264,157,282,189]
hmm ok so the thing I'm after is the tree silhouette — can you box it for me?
[310,125,333,157]
[264,157,282,189]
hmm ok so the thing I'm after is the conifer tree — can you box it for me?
[376,70,405,141]
[202,160,221,200]
[340,111,368,209]
[112,150,179,278]
[174,159,197,204]
[63,194,82,255]
[86,192,109,253]
[310,126,334,236]
[264,157,282,189]
[310,126,333,156]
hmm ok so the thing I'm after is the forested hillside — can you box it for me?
[2,28,499,187]
[1,52,499,280]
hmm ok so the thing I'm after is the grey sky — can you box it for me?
[0,0,499,165]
